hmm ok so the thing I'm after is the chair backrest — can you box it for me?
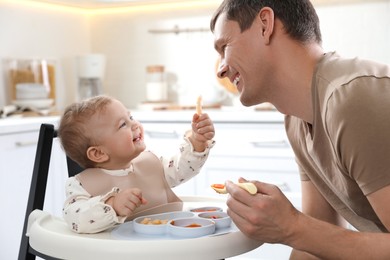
[18,123,84,260]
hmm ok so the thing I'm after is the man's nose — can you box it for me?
[217,59,228,79]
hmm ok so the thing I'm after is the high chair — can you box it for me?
[18,123,262,260]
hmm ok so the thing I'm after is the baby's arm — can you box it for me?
[159,130,216,188]
[63,177,146,233]
[63,177,123,233]
[156,112,215,187]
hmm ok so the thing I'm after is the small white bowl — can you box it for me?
[198,211,232,229]
[16,83,49,100]
[133,211,194,235]
[189,206,223,214]
[168,218,216,238]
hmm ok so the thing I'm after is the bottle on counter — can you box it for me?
[145,65,168,102]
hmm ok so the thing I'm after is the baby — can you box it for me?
[58,95,215,233]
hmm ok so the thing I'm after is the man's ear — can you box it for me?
[258,7,274,45]
[87,146,109,163]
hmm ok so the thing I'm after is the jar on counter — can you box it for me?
[145,65,168,102]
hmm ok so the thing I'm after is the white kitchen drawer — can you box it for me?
[207,155,297,172]
[0,131,40,260]
[0,130,39,149]
[0,131,39,186]
[142,123,189,153]
[213,123,293,156]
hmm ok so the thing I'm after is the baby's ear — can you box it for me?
[86,146,109,163]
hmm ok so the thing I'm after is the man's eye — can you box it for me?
[219,45,226,56]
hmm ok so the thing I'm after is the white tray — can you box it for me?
[27,197,263,260]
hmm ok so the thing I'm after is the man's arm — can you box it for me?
[288,183,390,259]
[367,185,390,230]
[290,180,347,260]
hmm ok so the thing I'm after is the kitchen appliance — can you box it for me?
[76,54,105,100]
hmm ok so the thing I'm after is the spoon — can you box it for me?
[211,182,257,195]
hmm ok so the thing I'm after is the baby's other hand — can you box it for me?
[107,188,147,217]
[190,113,215,152]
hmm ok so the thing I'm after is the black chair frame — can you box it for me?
[18,123,83,260]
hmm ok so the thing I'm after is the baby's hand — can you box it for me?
[107,188,147,217]
[190,113,215,152]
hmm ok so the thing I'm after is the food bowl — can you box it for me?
[198,211,232,229]
[189,206,223,213]
[133,211,194,235]
[168,217,216,238]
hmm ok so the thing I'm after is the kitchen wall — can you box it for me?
[88,2,221,108]
[0,0,91,109]
[0,0,389,110]
[318,1,390,64]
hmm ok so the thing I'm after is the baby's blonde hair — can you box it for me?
[58,95,113,168]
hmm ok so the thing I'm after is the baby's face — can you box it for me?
[89,99,146,168]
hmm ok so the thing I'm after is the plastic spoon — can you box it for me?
[211,183,257,195]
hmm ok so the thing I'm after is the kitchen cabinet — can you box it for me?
[0,130,39,260]
[0,117,66,260]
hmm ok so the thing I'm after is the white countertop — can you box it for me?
[0,116,60,135]
[0,109,285,135]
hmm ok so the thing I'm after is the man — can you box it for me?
[210,0,390,259]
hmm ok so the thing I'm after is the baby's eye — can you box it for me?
[119,122,127,128]
[129,115,134,121]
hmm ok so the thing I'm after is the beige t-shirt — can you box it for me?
[285,52,390,232]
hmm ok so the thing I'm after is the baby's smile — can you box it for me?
[132,133,143,143]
